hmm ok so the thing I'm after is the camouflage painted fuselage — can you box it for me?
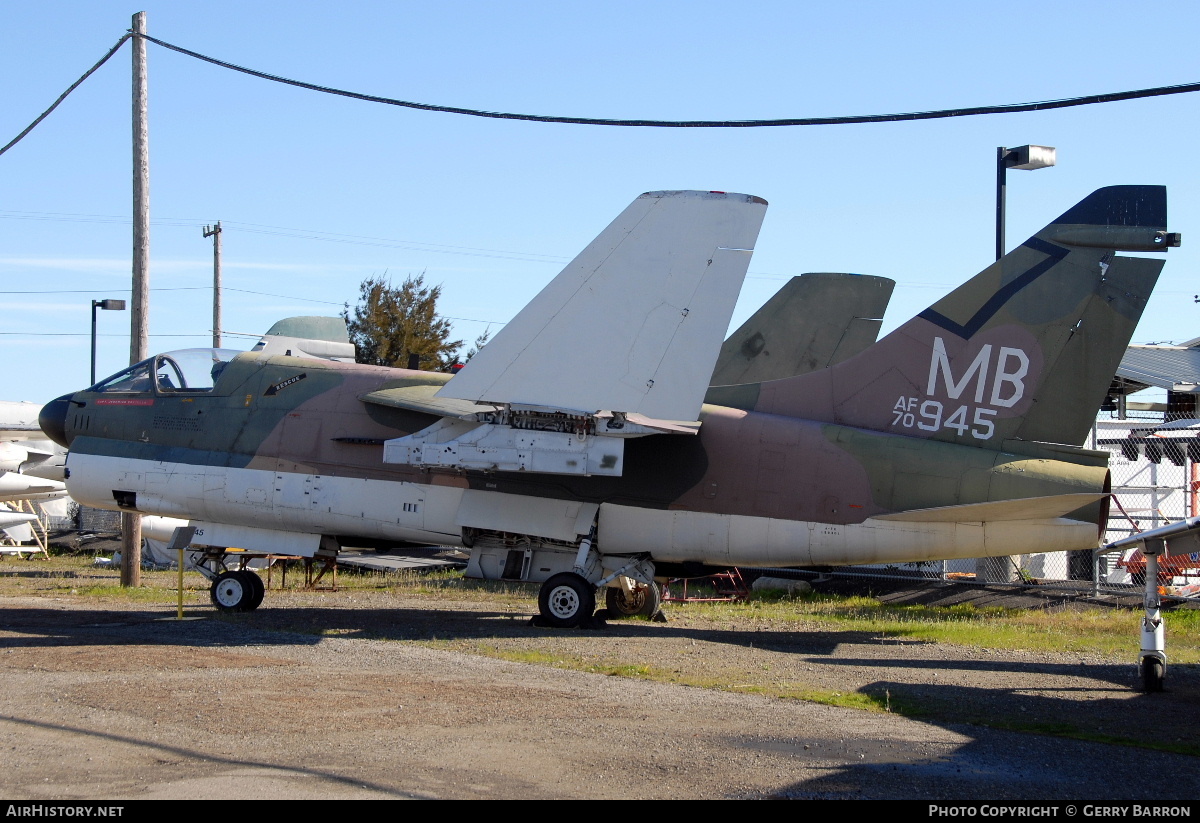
[56,347,1106,568]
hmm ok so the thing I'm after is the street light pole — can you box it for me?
[995,147,1008,263]
[90,299,127,385]
[995,144,1056,261]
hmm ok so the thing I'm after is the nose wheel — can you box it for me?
[538,573,596,628]
[1141,654,1165,693]
[210,570,264,612]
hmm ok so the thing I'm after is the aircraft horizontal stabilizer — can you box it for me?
[874,493,1108,524]
[438,190,768,421]
[1101,515,1200,553]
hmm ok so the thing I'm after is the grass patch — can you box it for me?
[67,583,206,602]
[674,592,1200,662]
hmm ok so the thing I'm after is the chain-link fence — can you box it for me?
[1093,415,1200,599]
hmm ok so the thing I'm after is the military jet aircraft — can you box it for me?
[40,186,1178,627]
[0,400,68,533]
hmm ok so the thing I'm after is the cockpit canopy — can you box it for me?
[91,349,242,394]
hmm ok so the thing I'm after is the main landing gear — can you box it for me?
[605,579,662,619]
[534,572,662,628]
[537,573,596,628]
[210,570,265,612]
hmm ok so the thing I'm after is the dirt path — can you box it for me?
[2,589,1199,800]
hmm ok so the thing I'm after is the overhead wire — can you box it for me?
[0,210,574,264]
[0,34,131,156]
[2,30,1197,344]
[4,28,1200,157]
[138,32,1200,128]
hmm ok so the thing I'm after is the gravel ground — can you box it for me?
[2,549,1200,800]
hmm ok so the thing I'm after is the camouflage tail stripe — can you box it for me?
[917,237,1069,339]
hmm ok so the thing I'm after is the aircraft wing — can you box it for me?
[0,401,47,440]
[0,471,67,502]
[362,384,482,420]
[437,190,768,421]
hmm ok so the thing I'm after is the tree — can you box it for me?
[342,273,463,369]
[464,327,491,363]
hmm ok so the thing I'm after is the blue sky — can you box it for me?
[2,1,1198,403]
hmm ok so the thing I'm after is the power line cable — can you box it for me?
[8,27,1200,157]
[0,285,340,305]
[139,32,1200,127]
[0,34,131,156]
[0,210,573,264]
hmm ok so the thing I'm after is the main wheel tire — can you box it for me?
[210,571,252,612]
[538,573,596,628]
[1142,656,1165,692]
[239,570,265,611]
[605,580,662,618]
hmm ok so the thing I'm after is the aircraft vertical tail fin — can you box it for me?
[709,272,894,387]
[745,186,1176,449]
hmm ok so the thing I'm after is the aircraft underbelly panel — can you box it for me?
[598,503,1096,566]
[456,490,598,542]
[66,453,463,545]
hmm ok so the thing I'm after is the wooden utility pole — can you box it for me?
[123,10,149,587]
[203,222,222,347]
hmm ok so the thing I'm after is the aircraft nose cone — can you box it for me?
[39,394,72,449]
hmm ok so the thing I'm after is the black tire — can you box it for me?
[210,571,252,612]
[538,573,596,628]
[605,580,662,618]
[1142,656,1165,693]
[239,570,265,610]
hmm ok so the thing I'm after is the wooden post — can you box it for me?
[131,11,149,365]
[123,10,149,587]
[204,222,222,347]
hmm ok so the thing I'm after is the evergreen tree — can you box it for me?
[342,273,462,369]
[464,327,491,363]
